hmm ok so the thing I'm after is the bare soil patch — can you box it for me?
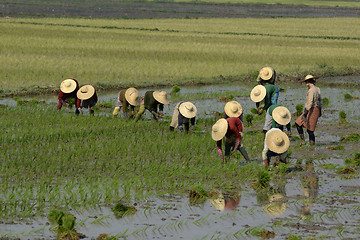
[1,1,359,18]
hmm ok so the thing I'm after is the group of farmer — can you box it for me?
[57,66,322,168]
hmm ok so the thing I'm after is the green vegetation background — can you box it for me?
[1,17,360,95]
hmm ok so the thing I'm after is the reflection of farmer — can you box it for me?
[209,190,241,211]
[269,105,292,135]
[262,128,290,167]
[211,118,250,163]
[57,79,81,115]
[134,91,169,122]
[300,162,319,218]
[112,88,139,119]
[170,101,197,133]
[77,85,98,116]
[295,75,322,146]
[251,67,279,134]
[223,101,250,163]
[258,180,287,217]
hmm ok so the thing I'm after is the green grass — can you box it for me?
[0,104,264,220]
[1,17,360,95]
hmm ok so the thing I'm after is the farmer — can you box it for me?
[170,101,197,133]
[134,90,169,122]
[211,117,250,164]
[77,85,98,116]
[112,87,139,119]
[262,128,290,167]
[268,104,292,135]
[295,75,322,146]
[223,101,250,162]
[251,67,280,133]
[57,78,81,114]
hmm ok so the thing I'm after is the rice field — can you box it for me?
[1,17,360,95]
[1,77,360,239]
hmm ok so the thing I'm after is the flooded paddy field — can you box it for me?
[0,76,360,239]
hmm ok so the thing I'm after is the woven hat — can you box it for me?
[272,106,291,126]
[211,118,228,141]
[259,67,274,81]
[125,87,139,106]
[250,85,266,103]
[265,129,290,154]
[60,79,77,93]
[224,101,243,118]
[77,85,95,100]
[179,102,197,118]
[263,202,287,217]
[153,91,170,105]
[301,75,318,83]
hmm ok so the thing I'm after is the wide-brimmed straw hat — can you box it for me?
[265,129,290,154]
[153,91,170,105]
[179,102,197,118]
[125,87,139,106]
[259,67,274,81]
[263,202,287,217]
[211,118,228,141]
[224,101,243,117]
[301,75,318,83]
[250,85,266,103]
[272,106,291,126]
[60,79,77,93]
[77,85,95,100]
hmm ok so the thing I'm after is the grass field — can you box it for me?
[1,17,360,95]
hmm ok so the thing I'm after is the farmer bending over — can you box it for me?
[57,78,81,115]
[134,91,169,122]
[262,128,290,168]
[113,88,139,119]
[211,117,250,164]
[77,85,98,116]
[170,101,197,133]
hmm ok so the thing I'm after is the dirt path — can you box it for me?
[1,1,359,18]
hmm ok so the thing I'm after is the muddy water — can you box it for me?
[1,76,360,239]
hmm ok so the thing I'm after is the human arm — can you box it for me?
[217,140,224,161]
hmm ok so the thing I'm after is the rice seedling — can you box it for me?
[295,104,304,117]
[287,234,302,240]
[170,85,181,96]
[244,114,254,127]
[340,133,360,142]
[96,233,119,240]
[112,202,137,219]
[188,185,209,205]
[327,145,345,150]
[47,209,84,240]
[322,97,329,107]
[339,110,347,123]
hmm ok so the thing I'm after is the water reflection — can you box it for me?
[257,180,288,217]
[209,190,241,211]
[300,162,319,219]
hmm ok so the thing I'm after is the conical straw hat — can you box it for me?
[153,91,170,105]
[301,74,318,83]
[179,102,197,118]
[250,85,266,103]
[77,85,95,100]
[60,79,77,93]
[272,106,291,126]
[125,87,140,106]
[259,67,274,81]
[211,118,228,141]
[224,101,243,118]
[265,129,290,154]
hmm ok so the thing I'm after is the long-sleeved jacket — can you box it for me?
[143,91,163,113]
[305,85,322,111]
[216,117,243,148]
[115,89,135,112]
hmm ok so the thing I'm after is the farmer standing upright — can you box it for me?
[134,90,169,122]
[170,101,197,133]
[251,67,279,134]
[113,87,139,119]
[77,85,98,116]
[295,75,322,146]
[57,78,81,114]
